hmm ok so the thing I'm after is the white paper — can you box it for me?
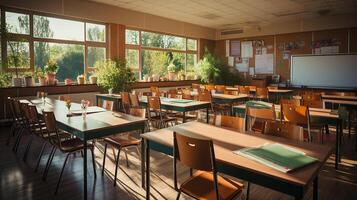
[262,47,267,55]
[241,41,253,58]
[255,54,274,74]
[235,58,249,72]
[249,67,255,76]
[228,56,234,67]
[225,40,230,57]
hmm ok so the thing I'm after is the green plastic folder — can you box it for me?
[235,143,318,173]
[164,98,194,103]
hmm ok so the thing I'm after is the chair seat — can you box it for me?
[104,134,140,147]
[180,171,243,200]
[59,138,93,152]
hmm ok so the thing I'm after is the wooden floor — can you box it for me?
[1,126,357,200]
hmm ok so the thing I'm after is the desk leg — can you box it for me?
[141,138,145,188]
[313,176,318,200]
[96,96,98,106]
[183,111,186,123]
[145,140,150,200]
[206,107,209,124]
[339,120,342,163]
[335,121,340,169]
[83,140,88,200]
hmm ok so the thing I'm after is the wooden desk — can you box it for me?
[139,97,211,123]
[141,122,332,200]
[95,94,122,111]
[233,103,341,169]
[322,94,357,101]
[212,93,248,104]
[29,98,146,200]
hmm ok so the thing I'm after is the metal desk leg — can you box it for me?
[206,107,209,124]
[183,111,186,123]
[313,176,318,200]
[339,120,342,163]
[83,140,88,200]
[96,96,99,106]
[145,140,150,200]
[141,138,145,188]
[335,121,340,169]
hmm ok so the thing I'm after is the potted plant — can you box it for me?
[95,58,135,94]
[34,67,46,86]
[77,74,85,85]
[194,48,221,84]
[167,63,177,81]
[89,72,97,84]
[0,72,12,88]
[23,72,34,87]
[64,78,72,85]
[44,60,58,85]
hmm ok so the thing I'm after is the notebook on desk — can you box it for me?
[234,143,318,173]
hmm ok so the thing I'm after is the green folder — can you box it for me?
[234,143,318,173]
[163,98,194,103]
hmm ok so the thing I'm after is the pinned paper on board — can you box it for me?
[225,40,230,57]
[283,51,290,60]
[255,54,274,74]
[228,56,234,67]
[235,58,249,72]
[249,67,255,76]
[241,41,253,58]
[262,47,267,55]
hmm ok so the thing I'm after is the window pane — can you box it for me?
[187,39,197,51]
[125,30,139,45]
[86,23,105,42]
[33,15,84,41]
[165,35,186,50]
[7,41,30,68]
[126,49,139,69]
[88,47,106,68]
[34,42,84,81]
[5,12,29,34]
[186,54,197,79]
[141,31,165,49]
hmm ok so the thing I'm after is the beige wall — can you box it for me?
[217,13,357,40]
[0,0,216,40]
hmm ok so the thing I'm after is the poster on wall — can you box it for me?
[235,58,249,72]
[241,41,253,58]
[228,56,234,67]
[255,54,274,74]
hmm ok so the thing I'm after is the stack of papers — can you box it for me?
[234,143,317,173]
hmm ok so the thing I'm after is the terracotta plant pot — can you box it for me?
[65,79,72,85]
[12,77,23,87]
[77,76,85,85]
[46,73,56,85]
[38,77,47,86]
[89,76,97,84]
[24,77,33,87]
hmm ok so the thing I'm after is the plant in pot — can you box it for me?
[194,48,220,84]
[0,72,12,88]
[44,60,58,85]
[167,63,177,81]
[95,58,136,94]
[89,72,97,84]
[35,67,46,86]
[77,74,85,85]
[23,72,34,87]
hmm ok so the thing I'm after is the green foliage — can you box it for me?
[34,67,45,79]
[0,72,12,88]
[56,49,84,81]
[195,48,243,85]
[167,63,176,72]
[44,60,59,74]
[95,58,136,93]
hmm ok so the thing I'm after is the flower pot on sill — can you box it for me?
[38,77,47,86]
[24,77,34,87]
[65,79,72,85]
[12,77,23,87]
[77,76,85,85]
[89,76,97,84]
[168,71,176,81]
[46,73,56,85]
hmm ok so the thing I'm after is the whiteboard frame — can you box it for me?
[290,53,357,90]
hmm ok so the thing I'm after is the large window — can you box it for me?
[125,29,198,80]
[1,8,107,81]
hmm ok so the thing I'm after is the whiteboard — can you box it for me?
[291,54,357,89]
[255,54,274,74]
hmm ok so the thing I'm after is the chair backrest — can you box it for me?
[198,90,212,102]
[326,91,355,96]
[147,96,161,111]
[58,95,70,101]
[7,97,17,121]
[281,104,309,125]
[12,99,23,118]
[256,88,269,99]
[173,131,215,172]
[215,85,226,93]
[205,84,215,91]
[36,91,48,98]
[238,86,250,95]
[302,93,321,101]
[121,92,131,113]
[28,105,40,124]
[167,89,178,98]
[129,93,140,108]
[267,86,278,90]
[247,85,257,92]
[129,107,146,118]
[246,105,276,132]
[150,86,160,96]
[102,100,114,111]
[192,83,201,91]
[20,103,31,121]
[42,111,62,147]
[214,115,244,132]
[263,121,304,142]
[302,100,323,108]
[280,98,301,106]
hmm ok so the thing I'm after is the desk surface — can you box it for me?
[139,97,210,108]
[322,94,357,101]
[212,93,248,100]
[323,99,357,106]
[96,94,122,99]
[142,121,332,187]
[225,87,293,93]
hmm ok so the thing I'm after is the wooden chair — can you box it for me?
[6,97,24,146]
[246,105,276,133]
[10,99,28,153]
[215,85,226,94]
[302,93,322,101]
[167,89,178,98]
[263,121,304,141]
[181,89,193,100]
[150,86,160,97]
[255,88,269,101]
[129,93,141,108]
[205,84,215,91]
[121,92,131,113]
[192,83,201,92]
[101,100,114,111]
[267,86,278,90]
[102,108,146,186]
[302,100,323,108]
[214,115,245,132]
[280,99,301,106]
[58,95,70,101]
[238,86,250,95]
[36,91,48,98]
[42,111,96,194]
[147,96,177,128]
[173,131,243,200]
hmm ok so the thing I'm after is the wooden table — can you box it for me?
[139,97,211,123]
[233,103,342,169]
[141,122,332,200]
[29,98,147,200]
[95,94,122,111]
[322,94,357,101]
[225,87,293,102]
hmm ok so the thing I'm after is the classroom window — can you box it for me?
[86,23,106,42]
[5,12,30,35]
[7,41,30,68]
[88,47,106,68]
[126,49,139,70]
[125,30,139,45]
[187,39,197,51]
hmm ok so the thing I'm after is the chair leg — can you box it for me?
[35,142,47,172]
[113,148,121,187]
[55,153,71,194]
[176,191,181,200]
[6,123,16,145]
[43,147,56,180]
[102,143,107,175]
[91,147,97,179]
[23,135,34,161]
[124,149,130,168]
[13,128,24,152]
[246,182,250,200]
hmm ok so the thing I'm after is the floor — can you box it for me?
[0,125,357,200]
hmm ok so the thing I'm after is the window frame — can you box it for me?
[0,6,108,78]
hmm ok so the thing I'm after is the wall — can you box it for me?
[215,28,356,82]
[0,0,216,40]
